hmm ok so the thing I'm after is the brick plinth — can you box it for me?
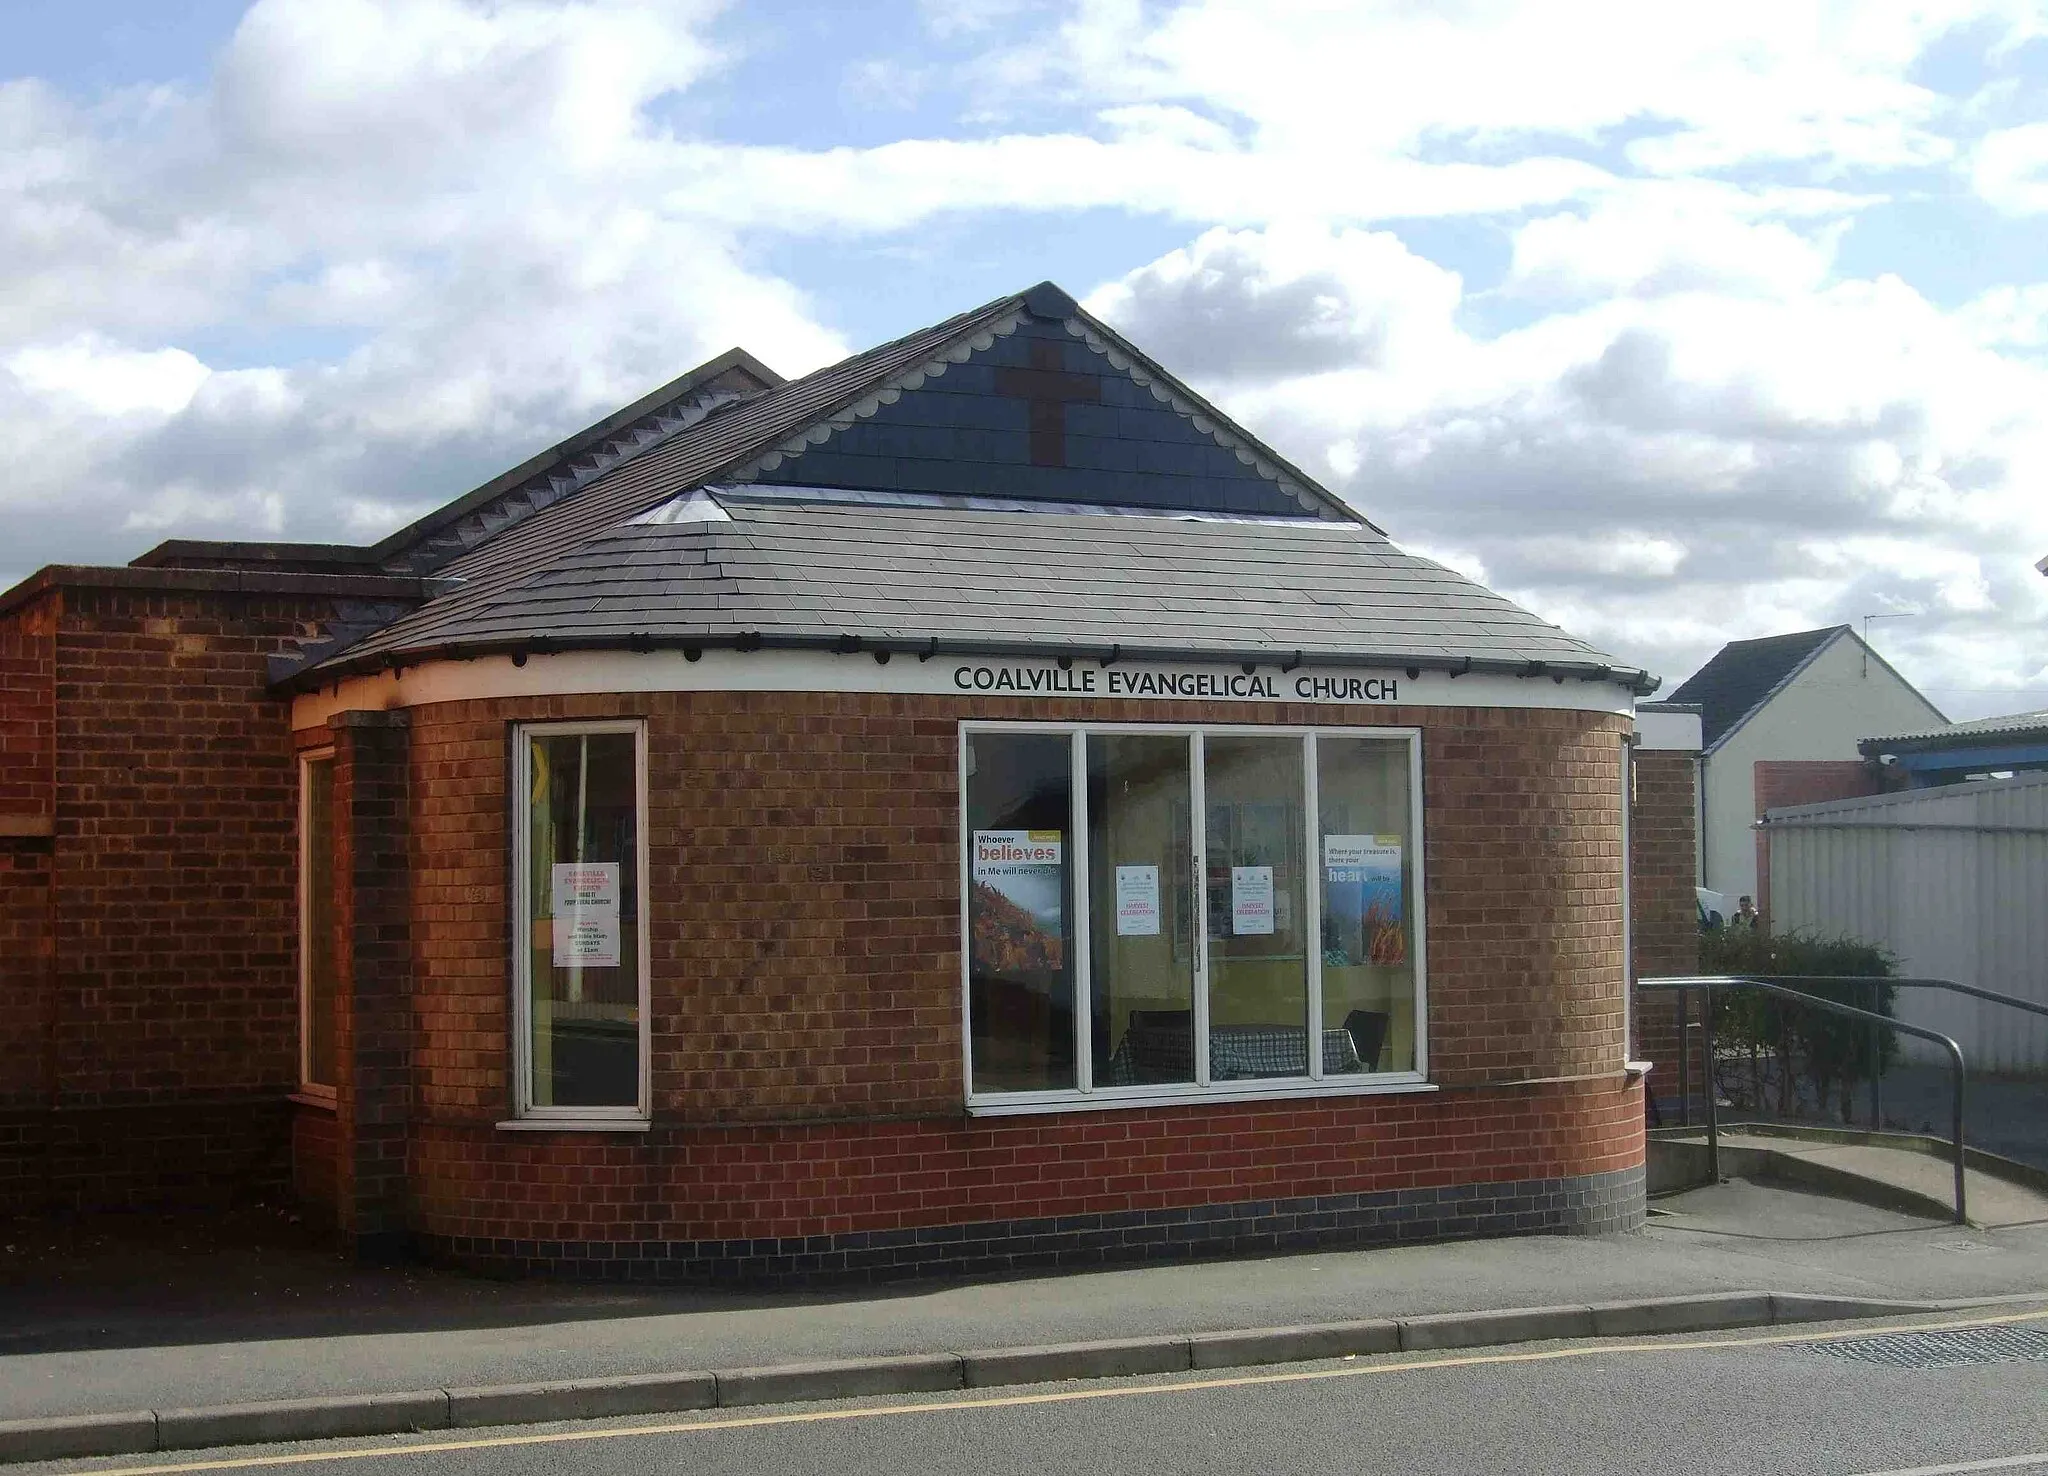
[424,1163,1647,1286]
[408,1077,1644,1282]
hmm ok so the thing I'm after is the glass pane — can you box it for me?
[527,731,640,1108]
[1088,735,1194,1087]
[966,732,1076,1093]
[1317,736,1418,1074]
[303,757,337,1088]
[1204,736,1309,1079]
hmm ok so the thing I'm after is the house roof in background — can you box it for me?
[1667,626,1847,751]
[1862,708,2048,755]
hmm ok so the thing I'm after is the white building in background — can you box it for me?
[1667,625,1946,905]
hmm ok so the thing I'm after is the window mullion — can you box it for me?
[1304,732,1324,1081]
[1072,728,1092,1093]
[513,733,533,1117]
[1191,730,1210,1089]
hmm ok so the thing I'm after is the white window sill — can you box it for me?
[966,1074,1438,1117]
[1624,1060,1653,1081]
[288,1089,337,1111]
[495,1117,653,1133]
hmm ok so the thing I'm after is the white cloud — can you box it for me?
[7,337,211,416]
[1972,120,2048,212]
[0,0,847,577]
[1028,0,2017,173]
[1083,222,1461,381]
[1087,220,2048,712]
[1958,283,2048,348]
[1509,200,1845,302]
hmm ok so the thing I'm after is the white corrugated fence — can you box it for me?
[1762,772,2048,1073]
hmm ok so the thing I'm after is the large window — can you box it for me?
[512,721,649,1124]
[963,725,1426,1113]
[299,751,337,1094]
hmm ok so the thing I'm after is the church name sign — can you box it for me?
[292,646,1635,727]
[950,662,1400,704]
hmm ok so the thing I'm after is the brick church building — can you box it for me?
[1,283,1698,1280]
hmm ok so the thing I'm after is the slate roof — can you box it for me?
[275,280,1653,693]
[1667,627,1845,751]
[283,486,1646,688]
[1862,709,2039,755]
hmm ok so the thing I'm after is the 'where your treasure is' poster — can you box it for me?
[1322,834,1406,967]
[970,830,1066,972]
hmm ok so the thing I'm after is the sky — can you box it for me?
[4,0,2048,715]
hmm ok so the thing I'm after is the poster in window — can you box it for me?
[970,830,1065,971]
[552,910,621,968]
[1114,864,1160,936]
[1231,865,1275,935]
[1323,834,1405,966]
[551,862,621,967]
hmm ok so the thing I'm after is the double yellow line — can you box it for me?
[59,1304,2048,1476]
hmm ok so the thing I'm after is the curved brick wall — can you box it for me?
[339,689,1641,1281]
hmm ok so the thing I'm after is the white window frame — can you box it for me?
[509,719,653,1127]
[297,748,339,1099]
[960,721,1433,1116]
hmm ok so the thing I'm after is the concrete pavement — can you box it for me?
[4,1179,2048,1463]
[12,1305,2048,1475]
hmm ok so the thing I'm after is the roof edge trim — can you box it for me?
[280,626,1657,697]
[369,346,782,569]
[722,309,1031,484]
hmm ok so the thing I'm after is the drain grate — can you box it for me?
[1811,1325,2048,1370]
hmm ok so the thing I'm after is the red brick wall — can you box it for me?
[0,593,55,822]
[392,691,1637,1250]
[1753,759,1881,921]
[7,585,333,1210]
[1630,749,1698,1089]
[0,594,58,1212]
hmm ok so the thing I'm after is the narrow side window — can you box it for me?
[516,724,647,1117]
[300,753,337,1092]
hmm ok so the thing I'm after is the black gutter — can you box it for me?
[274,628,1660,696]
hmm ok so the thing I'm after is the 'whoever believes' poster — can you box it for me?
[971,830,1065,971]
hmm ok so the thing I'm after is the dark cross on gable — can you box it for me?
[993,338,1099,468]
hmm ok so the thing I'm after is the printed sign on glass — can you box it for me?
[1231,865,1275,936]
[550,861,621,967]
[1114,864,1161,936]
[1323,834,1405,967]
[970,830,1065,971]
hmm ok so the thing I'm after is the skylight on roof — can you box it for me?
[706,482,1343,526]
[629,488,732,525]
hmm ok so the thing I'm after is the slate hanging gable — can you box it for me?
[732,312,1327,518]
[709,282,1348,522]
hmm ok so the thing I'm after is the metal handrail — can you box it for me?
[1746,976,2048,1022]
[1640,975,1968,1224]
[1739,975,2048,1129]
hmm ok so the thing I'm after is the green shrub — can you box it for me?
[1699,927,1898,1121]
